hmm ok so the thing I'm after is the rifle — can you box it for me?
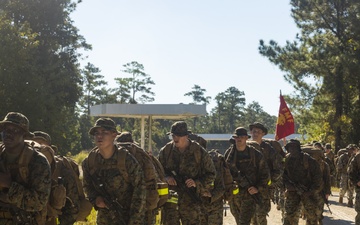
[169,170,202,204]
[90,177,127,225]
[283,173,308,196]
[235,171,262,205]
[321,191,332,214]
[0,201,34,225]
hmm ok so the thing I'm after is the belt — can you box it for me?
[0,211,12,219]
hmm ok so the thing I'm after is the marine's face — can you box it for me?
[93,127,117,149]
[250,128,265,142]
[234,135,248,149]
[1,124,25,149]
[172,134,188,149]
[287,144,300,155]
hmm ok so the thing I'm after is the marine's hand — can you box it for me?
[185,178,196,188]
[247,186,258,195]
[165,176,177,186]
[95,196,107,208]
[0,172,11,188]
[357,181,360,187]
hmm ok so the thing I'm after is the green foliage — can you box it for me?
[184,84,211,104]
[211,86,246,133]
[115,61,155,104]
[0,0,90,155]
[72,150,90,166]
[79,63,108,115]
[259,0,360,150]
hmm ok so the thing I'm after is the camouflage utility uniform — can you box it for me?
[159,121,216,225]
[159,140,216,225]
[0,112,52,224]
[348,152,360,224]
[225,142,270,224]
[248,123,282,225]
[337,147,355,205]
[82,145,146,225]
[201,149,226,225]
[302,147,331,224]
[283,140,322,225]
[84,118,147,224]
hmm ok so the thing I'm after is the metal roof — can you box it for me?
[90,103,207,119]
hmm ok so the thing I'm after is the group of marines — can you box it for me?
[0,111,360,224]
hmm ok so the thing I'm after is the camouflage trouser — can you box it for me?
[178,194,202,225]
[339,173,354,200]
[145,210,156,225]
[283,191,319,225]
[161,202,180,225]
[201,199,224,225]
[229,194,256,225]
[96,208,130,225]
[251,198,271,225]
[278,189,286,222]
[355,190,360,225]
[315,195,325,224]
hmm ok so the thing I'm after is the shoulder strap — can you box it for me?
[193,143,202,165]
[61,156,86,199]
[18,143,35,182]
[88,146,129,183]
[87,147,99,176]
[117,147,128,182]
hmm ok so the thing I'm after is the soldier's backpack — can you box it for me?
[118,142,166,210]
[188,132,207,149]
[162,141,202,166]
[0,141,56,224]
[263,138,286,158]
[59,156,93,222]
[147,153,169,208]
[208,149,234,201]
[31,141,67,219]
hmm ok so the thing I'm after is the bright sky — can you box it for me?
[71,1,299,116]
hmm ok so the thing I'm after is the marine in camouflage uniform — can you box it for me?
[82,118,146,225]
[303,144,331,224]
[116,132,159,225]
[335,148,347,188]
[282,139,322,225]
[158,121,216,225]
[200,149,226,225]
[225,127,270,225]
[188,134,225,225]
[348,148,360,225]
[0,112,52,224]
[249,122,282,225]
[337,144,356,206]
[33,131,81,225]
[324,143,336,187]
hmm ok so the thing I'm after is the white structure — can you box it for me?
[90,104,207,152]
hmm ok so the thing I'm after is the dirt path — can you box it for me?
[222,192,356,225]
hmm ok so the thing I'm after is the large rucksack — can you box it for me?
[0,141,52,224]
[59,155,93,222]
[88,143,166,211]
[263,138,286,158]
[30,141,67,220]
[208,149,235,201]
[147,153,169,208]
[118,142,166,210]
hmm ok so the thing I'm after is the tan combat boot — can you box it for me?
[348,199,353,207]
[339,196,343,204]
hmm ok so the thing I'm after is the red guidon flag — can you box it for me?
[275,93,295,141]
